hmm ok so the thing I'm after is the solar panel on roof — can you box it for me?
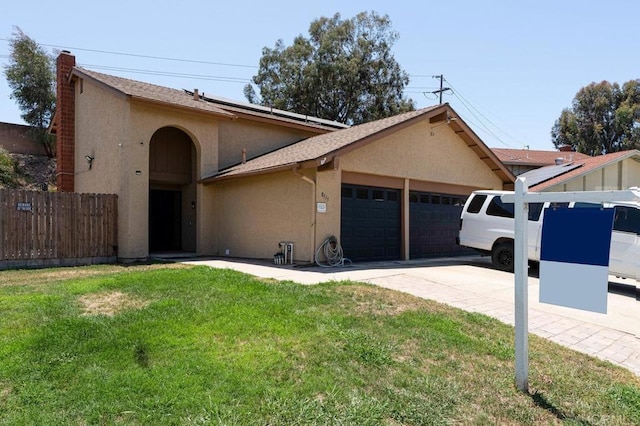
[520,163,583,186]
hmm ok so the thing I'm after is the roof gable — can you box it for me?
[73,68,236,118]
[530,150,640,191]
[203,104,515,187]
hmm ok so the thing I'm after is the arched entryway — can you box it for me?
[148,127,197,253]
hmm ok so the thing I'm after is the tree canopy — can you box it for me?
[4,27,56,157]
[244,11,415,125]
[551,80,640,155]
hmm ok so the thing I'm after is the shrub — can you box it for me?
[0,147,20,188]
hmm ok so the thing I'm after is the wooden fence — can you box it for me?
[0,189,117,269]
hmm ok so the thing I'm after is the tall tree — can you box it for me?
[4,27,56,157]
[551,80,640,155]
[245,11,415,125]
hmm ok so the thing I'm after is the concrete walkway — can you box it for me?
[181,255,640,376]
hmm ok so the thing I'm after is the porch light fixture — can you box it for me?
[85,155,95,170]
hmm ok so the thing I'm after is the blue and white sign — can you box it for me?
[539,207,615,314]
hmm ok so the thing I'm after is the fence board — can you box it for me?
[0,190,118,268]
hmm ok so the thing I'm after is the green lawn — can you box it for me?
[0,264,638,425]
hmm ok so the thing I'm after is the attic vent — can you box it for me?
[555,157,564,165]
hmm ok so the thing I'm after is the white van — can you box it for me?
[457,190,640,279]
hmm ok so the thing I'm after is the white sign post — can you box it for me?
[513,178,529,391]
[501,179,640,392]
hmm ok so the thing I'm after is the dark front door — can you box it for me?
[340,184,401,262]
[149,189,182,252]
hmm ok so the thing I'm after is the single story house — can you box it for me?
[52,51,514,263]
[526,150,640,192]
[492,147,590,176]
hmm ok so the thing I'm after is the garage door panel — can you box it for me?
[410,191,472,259]
[341,184,401,262]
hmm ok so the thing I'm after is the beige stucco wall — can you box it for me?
[339,119,503,189]
[205,167,341,263]
[218,119,317,169]
[207,118,506,262]
[74,78,129,195]
[211,170,314,261]
[314,169,342,249]
[73,77,223,260]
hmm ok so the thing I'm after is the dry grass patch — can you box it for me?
[0,385,11,404]
[78,291,150,317]
[335,284,432,316]
[0,262,192,288]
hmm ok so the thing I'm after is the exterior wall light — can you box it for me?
[85,155,95,170]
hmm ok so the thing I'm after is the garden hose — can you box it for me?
[314,235,352,267]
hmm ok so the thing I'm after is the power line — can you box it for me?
[0,37,258,69]
[446,85,513,147]
[81,64,252,84]
[445,77,534,148]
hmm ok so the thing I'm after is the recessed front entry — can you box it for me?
[149,189,182,252]
[148,127,197,253]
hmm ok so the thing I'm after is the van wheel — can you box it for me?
[492,242,514,272]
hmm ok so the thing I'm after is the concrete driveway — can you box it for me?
[181,255,640,376]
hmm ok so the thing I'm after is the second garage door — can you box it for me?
[409,191,472,259]
[341,184,401,262]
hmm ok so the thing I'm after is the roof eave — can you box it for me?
[219,109,340,134]
[128,96,236,120]
[438,108,516,188]
[72,68,236,120]
[199,163,299,184]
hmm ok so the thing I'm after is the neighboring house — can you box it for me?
[492,147,590,176]
[0,122,45,156]
[52,51,514,263]
[526,150,640,192]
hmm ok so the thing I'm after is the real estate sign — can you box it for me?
[539,207,615,314]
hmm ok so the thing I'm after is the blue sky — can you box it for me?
[1,0,638,151]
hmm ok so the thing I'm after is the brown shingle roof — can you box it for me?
[75,68,346,132]
[206,107,441,180]
[203,104,515,187]
[531,150,640,191]
[73,67,236,118]
[492,148,590,166]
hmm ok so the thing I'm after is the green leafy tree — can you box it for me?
[245,11,415,125]
[4,27,56,158]
[551,80,640,155]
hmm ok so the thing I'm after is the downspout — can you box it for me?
[293,167,316,263]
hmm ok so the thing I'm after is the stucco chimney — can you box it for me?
[56,51,76,192]
[193,89,199,101]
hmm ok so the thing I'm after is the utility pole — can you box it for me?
[431,74,451,104]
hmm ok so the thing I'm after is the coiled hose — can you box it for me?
[314,235,352,267]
